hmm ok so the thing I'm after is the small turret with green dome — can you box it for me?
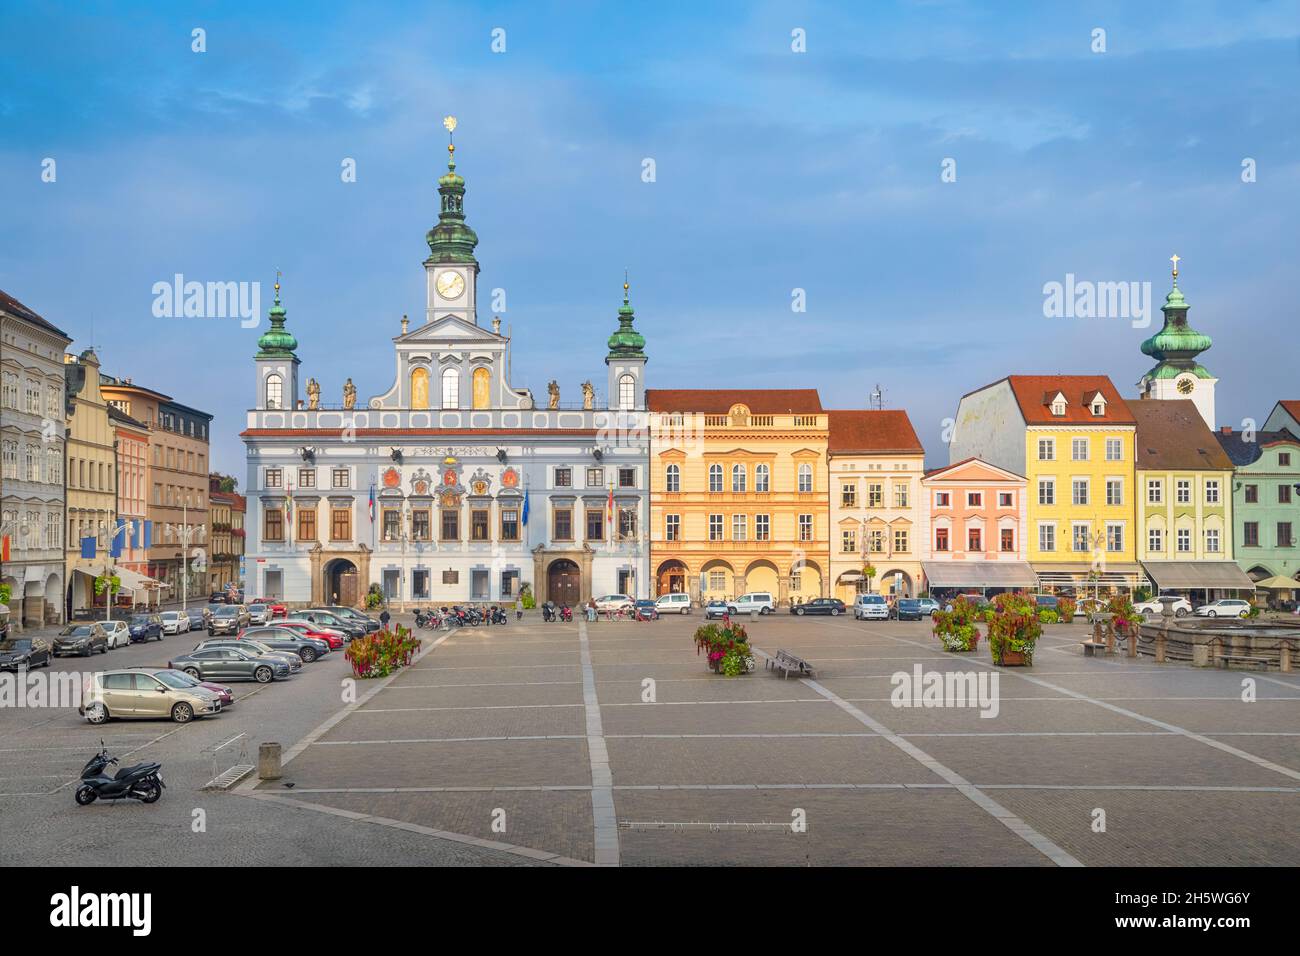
[1140,254,1213,381]
[256,273,298,358]
[607,275,646,360]
[425,116,479,264]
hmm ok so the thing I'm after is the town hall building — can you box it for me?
[241,130,650,608]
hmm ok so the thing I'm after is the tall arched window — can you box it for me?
[798,463,813,492]
[410,367,430,409]
[731,464,746,492]
[755,463,770,492]
[708,463,723,492]
[265,373,283,409]
[665,463,680,492]
[618,374,636,410]
[441,367,460,408]
[472,367,491,409]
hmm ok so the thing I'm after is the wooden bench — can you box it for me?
[766,649,816,679]
[1079,640,1109,657]
[1216,654,1272,671]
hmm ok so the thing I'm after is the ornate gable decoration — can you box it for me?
[500,466,521,491]
[410,468,434,497]
[467,467,493,497]
[436,461,462,507]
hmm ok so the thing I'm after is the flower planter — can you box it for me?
[995,650,1027,666]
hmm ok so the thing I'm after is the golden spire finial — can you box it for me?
[1170,253,1180,284]
[623,269,630,303]
[442,115,457,166]
[274,268,281,301]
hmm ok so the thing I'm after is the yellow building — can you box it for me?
[950,375,1142,594]
[64,349,118,614]
[648,389,829,605]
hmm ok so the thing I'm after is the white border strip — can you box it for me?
[578,619,619,866]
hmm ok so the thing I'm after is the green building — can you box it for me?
[1216,425,1300,586]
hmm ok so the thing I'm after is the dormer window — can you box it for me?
[1091,402,1105,416]
[1051,399,1066,417]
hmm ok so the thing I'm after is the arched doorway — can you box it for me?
[790,560,823,603]
[656,559,688,596]
[700,559,735,601]
[547,559,581,605]
[880,569,914,598]
[744,560,780,597]
[324,558,360,607]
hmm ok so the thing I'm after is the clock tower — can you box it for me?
[1138,256,1217,429]
[424,116,480,327]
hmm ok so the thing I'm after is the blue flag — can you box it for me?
[110,519,126,558]
[143,520,153,549]
[80,536,96,559]
[522,489,530,526]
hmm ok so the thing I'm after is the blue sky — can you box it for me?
[2,0,1297,473]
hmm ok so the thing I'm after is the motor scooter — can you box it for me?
[75,743,165,806]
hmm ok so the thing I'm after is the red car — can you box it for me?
[251,598,288,619]
[274,620,344,649]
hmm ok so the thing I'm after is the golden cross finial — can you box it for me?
[1170,253,1180,279]
[274,269,281,299]
[442,115,457,166]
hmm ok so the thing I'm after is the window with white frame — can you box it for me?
[1105,438,1123,461]
[665,463,680,492]
[755,463,770,492]
[841,529,856,553]
[665,514,680,541]
[1205,480,1220,504]
[708,514,723,540]
[867,482,883,507]
[708,464,723,492]
[894,483,909,508]
[1038,479,1054,506]
[1149,527,1163,552]
[1072,438,1089,461]
[265,373,283,409]
[731,464,746,492]
[731,514,747,540]
[797,463,813,493]
[841,483,857,507]
[1105,479,1123,506]
[755,514,770,540]
[1039,523,1056,552]
[798,513,813,541]
[1106,523,1124,553]
[618,374,635,410]
[1072,523,1091,552]
[1176,528,1191,552]
[1205,527,1220,552]
[1176,479,1191,504]
[1038,438,1055,461]
[1072,479,1089,506]
[441,367,459,407]
[1147,479,1162,504]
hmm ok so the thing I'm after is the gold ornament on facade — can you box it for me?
[342,378,357,410]
[581,381,594,410]
[306,378,320,410]
[547,380,560,409]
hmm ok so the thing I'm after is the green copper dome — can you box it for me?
[607,283,646,359]
[256,284,298,358]
[425,149,478,264]
[1140,277,1212,371]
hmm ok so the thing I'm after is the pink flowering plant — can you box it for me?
[693,621,754,676]
[932,596,981,652]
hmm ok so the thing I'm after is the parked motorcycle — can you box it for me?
[559,604,573,622]
[489,605,508,625]
[541,601,557,622]
[75,743,165,806]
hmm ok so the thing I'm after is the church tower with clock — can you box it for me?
[1138,256,1217,429]
[424,115,480,327]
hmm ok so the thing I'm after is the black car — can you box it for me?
[239,626,331,663]
[127,613,164,643]
[184,607,207,630]
[208,591,228,604]
[318,606,381,633]
[0,637,51,670]
[53,623,110,657]
[891,598,924,621]
[790,598,847,617]
[290,609,367,639]
[633,599,660,620]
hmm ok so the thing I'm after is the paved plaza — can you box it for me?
[243,614,1300,866]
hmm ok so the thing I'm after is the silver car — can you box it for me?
[169,647,290,683]
[160,611,190,635]
[192,638,302,673]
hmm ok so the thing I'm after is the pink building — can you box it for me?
[920,458,1034,596]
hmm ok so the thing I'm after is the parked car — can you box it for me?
[654,593,692,615]
[54,622,109,657]
[130,666,235,707]
[1194,599,1253,619]
[703,600,732,620]
[169,647,291,683]
[240,626,330,663]
[208,606,243,635]
[633,599,660,620]
[318,606,379,632]
[126,613,164,643]
[275,619,346,649]
[913,597,940,617]
[159,610,190,635]
[854,594,890,620]
[203,603,225,621]
[208,591,228,604]
[102,620,132,649]
[289,609,366,640]
[732,592,776,615]
[245,603,270,625]
[81,667,223,724]
[0,636,51,671]
[193,638,303,671]
[593,594,635,613]
[792,598,847,617]
[892,598,925,621]
[1134,594,1193,618]
[184,607,207,631]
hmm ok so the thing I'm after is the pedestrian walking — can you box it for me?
[514,595,522,621]
[379,608,391,631]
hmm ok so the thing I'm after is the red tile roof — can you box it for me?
[1279,400,1300,422]
[826,409,924,455]
[646,389,823,414]
[999,375,1134,425]
[1129,399,1233,471]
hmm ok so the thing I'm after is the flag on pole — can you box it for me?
[368,483,376,524]
[80,536,96,559]
[522,488,530,526]
[607,484,614,522]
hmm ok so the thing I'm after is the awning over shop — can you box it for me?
[1141,561,1256,591]
[922,561,1037,589]
[114,566,163,594]
[1032,562,1145,587]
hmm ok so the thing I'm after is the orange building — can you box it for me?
[648,389,830,605]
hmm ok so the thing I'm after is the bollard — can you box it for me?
[1155,630,1166,664]
[1127,629,1137,658]
[258,741,283,781]
[750,609,758,622]
[1282,643,1293,674]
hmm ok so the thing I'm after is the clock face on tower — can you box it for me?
[1176,377,1195,395]
[435,271,465,300]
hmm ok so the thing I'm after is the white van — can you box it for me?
[654,593,692,614]
[732,592,776,615]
